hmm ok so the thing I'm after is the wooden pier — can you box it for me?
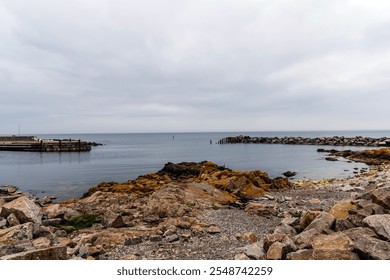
[0,136,92,152]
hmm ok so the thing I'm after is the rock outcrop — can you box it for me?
[318,148,390,165]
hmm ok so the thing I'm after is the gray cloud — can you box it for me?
[1,0,390,133]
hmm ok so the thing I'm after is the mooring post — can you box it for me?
[59,140,62,152]
[78,139,81,151]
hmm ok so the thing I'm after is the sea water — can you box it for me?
[0,131,389,201]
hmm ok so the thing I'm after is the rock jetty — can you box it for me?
[1,150,390,260]
[218,135,390,147]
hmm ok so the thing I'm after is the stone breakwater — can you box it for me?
[218,135,390,147]
[1,152,390,260]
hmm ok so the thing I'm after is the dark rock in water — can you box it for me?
[87,142,104,146]
[325,157,338,162]
[283,171,297,178]
[158,161,230,178]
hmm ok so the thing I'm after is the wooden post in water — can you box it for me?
[78,139,81,151]
[59,140,62,152]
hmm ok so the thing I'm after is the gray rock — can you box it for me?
[304,212,335,233]
[42,218,62,227]
[371,187,390,210]
[3,196,42,224]
[342,227,390,260]
[43,204,81,220]
[6,213,20,227]
[149,235,163,242]
[0,218,7,228]
[0,245,28,257]
[0,246,67,260]
[101,210,125,228]
[281,217,299,227]
[348,209,369,227]
[292,228,321,249]
[0,207,10,218]
[163,229,176,237]
[244,242,266,260]
[0,223,34,244]
[32,224,55,240]
[166,234,180,243]
[234,253,251,260]
[343,227,379,240]
[351,236,390,260]
[363,203,388,215]
[273,225,297,237]
[124,237,143,246]
[363,214,390,241]
[335,219,355,231]
[286,249,314,260]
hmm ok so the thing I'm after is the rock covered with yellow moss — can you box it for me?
[84,161,292,202]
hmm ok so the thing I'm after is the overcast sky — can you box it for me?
[1,0,390,134]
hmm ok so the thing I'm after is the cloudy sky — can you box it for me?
[1,0,390,134]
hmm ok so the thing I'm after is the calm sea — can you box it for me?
[1,131,389,201]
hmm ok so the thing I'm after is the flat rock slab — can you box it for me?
[312,232,353,251]
[0,246,67,260]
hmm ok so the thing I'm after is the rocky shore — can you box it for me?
[1,149,390,260]
[218,135,390,147]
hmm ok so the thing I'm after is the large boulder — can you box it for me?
[304,212,336,233]
[311,232,353,251]
[292,228,321,249]
[43,204,81,220]
[363,214,390,241]
[371,187,390,210]
[101,210,126,228]
[244,242,266,260]
[266,241,296,260]
[343,227,390,260]
[329,200,357,220]
[3,196,42,224]
[299,211,320,230]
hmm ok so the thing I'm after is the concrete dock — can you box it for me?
[0,136,92,152]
